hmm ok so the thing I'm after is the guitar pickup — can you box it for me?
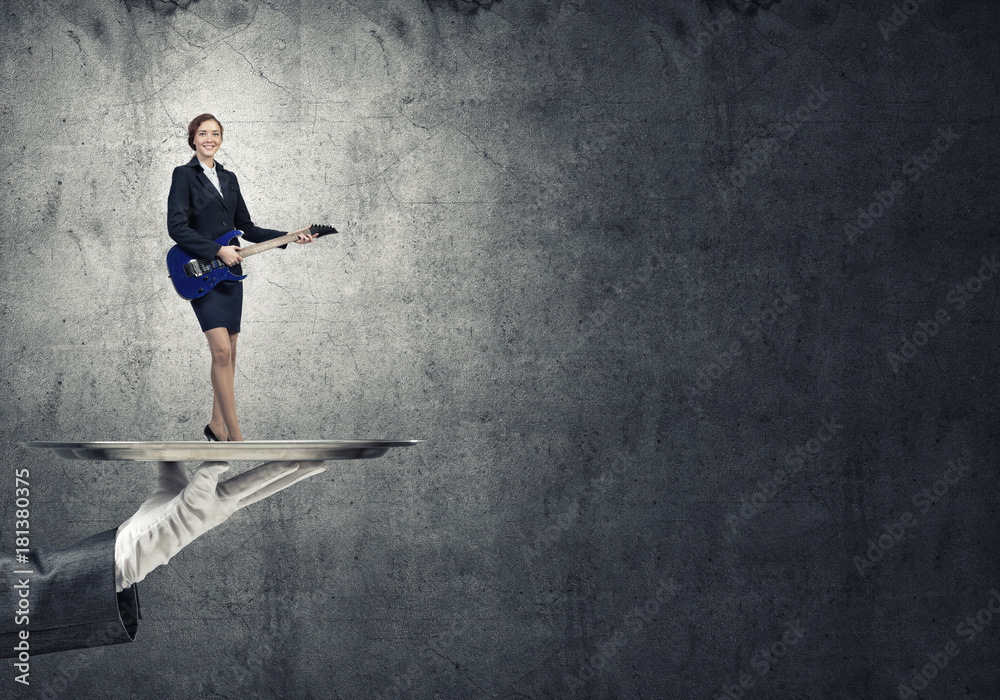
[182,259,213,277]
[182,258,230,277]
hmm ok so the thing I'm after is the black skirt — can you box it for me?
[190,281,243,333]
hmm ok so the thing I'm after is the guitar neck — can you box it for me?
[239,227,310,258]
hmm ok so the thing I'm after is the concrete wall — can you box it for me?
[2,0,999,697]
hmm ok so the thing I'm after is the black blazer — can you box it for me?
[167,156,286,275]
[0,530,139,657]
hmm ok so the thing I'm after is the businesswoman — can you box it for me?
[167,113,315,442]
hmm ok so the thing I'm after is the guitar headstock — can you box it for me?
[309,223,338,237]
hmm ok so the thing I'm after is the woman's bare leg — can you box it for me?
[208,331,240,439]
[205,327,243,442]
[209,388,225,441]
[228,332,239,436]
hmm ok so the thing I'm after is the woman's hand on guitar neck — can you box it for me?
[217,245,243,266]
[293,226,318,245]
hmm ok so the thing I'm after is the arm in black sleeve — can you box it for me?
[1,530,139,657]
[167,167,224,259]
[232,173,287,246]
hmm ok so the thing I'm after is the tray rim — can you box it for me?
[20,439,421,461]
[24,439,422,448]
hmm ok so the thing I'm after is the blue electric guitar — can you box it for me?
[166,224,337,300]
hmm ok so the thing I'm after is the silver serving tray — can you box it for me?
[22,440,420,462]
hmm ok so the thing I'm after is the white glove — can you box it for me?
[115,460,327,592]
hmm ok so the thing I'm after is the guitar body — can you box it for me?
[166,224,337,300]
[167,231,247,300]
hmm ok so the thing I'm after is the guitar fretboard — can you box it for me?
[238,227,312,258]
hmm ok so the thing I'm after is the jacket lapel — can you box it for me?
[217,167,231,205]
[188,157,224,204]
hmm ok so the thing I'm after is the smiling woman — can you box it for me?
[166,113,318,442]
[191,117,223,165]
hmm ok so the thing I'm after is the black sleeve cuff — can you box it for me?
[0,529,139,657]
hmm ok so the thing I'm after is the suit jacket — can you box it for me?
[1,529,139,657]
[167,156,286,276]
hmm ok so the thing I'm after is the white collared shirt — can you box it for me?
[199,159,223,196]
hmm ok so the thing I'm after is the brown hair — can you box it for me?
[187,113,223,150]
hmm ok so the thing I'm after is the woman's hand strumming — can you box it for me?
[217,245,243,266]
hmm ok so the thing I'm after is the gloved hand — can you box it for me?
[115,460,326,592]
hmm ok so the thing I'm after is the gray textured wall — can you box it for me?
[3,0,1000,697]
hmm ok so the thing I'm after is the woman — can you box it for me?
[167,113,316,442]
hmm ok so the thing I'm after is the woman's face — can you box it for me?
[193,120,223,162]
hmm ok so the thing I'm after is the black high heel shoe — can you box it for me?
[204,425,222,442]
